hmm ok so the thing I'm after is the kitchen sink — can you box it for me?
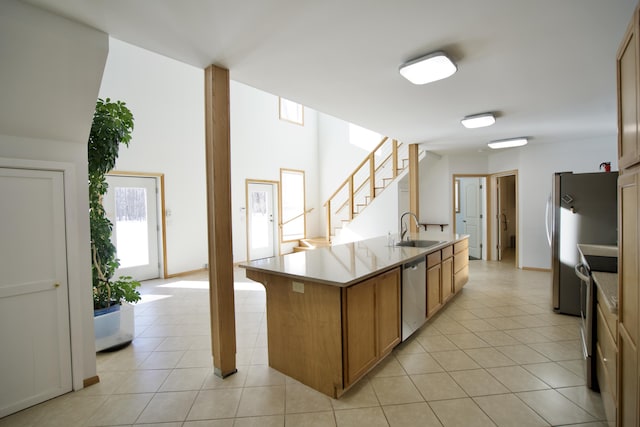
[395,239,443,248]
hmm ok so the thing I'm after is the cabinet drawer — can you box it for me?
[597,304,617,400]
[442,245,453,260]
[427,251,441,268]
[597,290,617,344]
[454,248,469,273]
[454,239,468,253]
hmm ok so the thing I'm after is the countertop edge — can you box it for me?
[592,271,618,315]
[241,234,469,287]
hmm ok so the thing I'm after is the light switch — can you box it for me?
[292,281,304,293]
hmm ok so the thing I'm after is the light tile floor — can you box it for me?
[0,258,608,426]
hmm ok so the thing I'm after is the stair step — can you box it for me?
[294,237,331,252]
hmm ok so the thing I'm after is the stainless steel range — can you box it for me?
[576,244,618,391]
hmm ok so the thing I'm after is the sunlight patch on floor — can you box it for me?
[136,294,172,304]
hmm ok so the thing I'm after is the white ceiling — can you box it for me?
[24,0,637,154]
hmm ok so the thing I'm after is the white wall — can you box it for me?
[231,81,320,262]
[0,0,108,386]
[419,137,618,269]
[419,152,451,229]
[336,183,400,244]
[317,114,372,200]
[500,137,618,269]
[99,38,208,275]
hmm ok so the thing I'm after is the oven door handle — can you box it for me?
[574,263,590,282]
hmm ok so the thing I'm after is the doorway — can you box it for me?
[493,171,518,265]
[0,167,72,417]
[453,175,487,260]
[246,180,279,260]
[104,174,163,281]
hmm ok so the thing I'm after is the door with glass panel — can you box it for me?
[247,182,278,260]
[104,175,160,281]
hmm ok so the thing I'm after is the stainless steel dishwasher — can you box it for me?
[402,256,426,341]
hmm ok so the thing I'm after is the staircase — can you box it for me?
[323,137,421,242]
[293,237,332,252]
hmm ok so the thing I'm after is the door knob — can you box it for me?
[54,282,60,288]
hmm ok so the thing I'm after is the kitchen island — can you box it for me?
[241,232,469,398]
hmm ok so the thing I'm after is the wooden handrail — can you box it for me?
[323,136,388,206]
[280,208,314,227]
[324,136,415,238]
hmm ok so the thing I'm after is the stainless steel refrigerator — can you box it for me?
[546,172,618,315]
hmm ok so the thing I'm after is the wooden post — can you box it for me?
[326,202,332,241]
[369,153,375,201]
[392,139,398,179]
[348,176,354,220]
[409,144,420,232]
[204,65,237,378]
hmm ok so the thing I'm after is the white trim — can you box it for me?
[0,157,87,391]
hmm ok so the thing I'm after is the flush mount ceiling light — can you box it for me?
[399,51,457,85]
[488,137,528,149]
[461,113,496,129]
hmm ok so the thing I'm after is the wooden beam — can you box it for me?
[204,65,237,378]
[408,144,420,232]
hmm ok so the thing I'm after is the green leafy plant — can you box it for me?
[89,98,141,310]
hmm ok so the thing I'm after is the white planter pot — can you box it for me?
[94,302,134,352]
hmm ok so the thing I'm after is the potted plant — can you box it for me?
[88,98,141,351]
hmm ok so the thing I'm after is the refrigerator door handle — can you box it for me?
[545,194,552,246]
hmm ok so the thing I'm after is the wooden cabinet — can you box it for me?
[247,266,400,398]
[343,268,400,388]
[426,251,442,318]
[454,238,469,293]
[441,247,454,303]
[344,279,377,385]
[618,8,640,170]
[425,243,461,319]
[618,170,639,426]
[376,268,402,356]
[596,303,618,425]
[617,6,640,422]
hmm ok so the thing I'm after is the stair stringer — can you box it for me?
[331,149,427,244]
[332,168,406,245]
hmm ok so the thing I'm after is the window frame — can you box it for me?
[278,97,304,126]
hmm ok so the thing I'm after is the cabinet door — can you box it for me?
[618,10,640,170]
[618,171,639,425]
[344,280,377,386]
[376,269,401,357]
[427,264,442,318]
[441,256,453,302]
[619,328,638,427]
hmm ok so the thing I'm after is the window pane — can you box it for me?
[114,187,149,268]
[281,169,305,241]
[250,190,269,249]
[279,97,304,125]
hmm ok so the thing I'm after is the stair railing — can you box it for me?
[324,137,408,239]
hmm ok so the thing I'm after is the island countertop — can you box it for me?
[240,232,469,287]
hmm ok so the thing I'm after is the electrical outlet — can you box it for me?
[292,281,304,293]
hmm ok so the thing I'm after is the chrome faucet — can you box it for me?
[399,211,419,241]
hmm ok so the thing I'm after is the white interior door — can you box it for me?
[0,168,72,417]
[497,180,505,261]
[247,182,277,260]
[462,178,482,259]
[104,175,160,281]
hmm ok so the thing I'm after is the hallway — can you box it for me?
[0,259,605,426]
